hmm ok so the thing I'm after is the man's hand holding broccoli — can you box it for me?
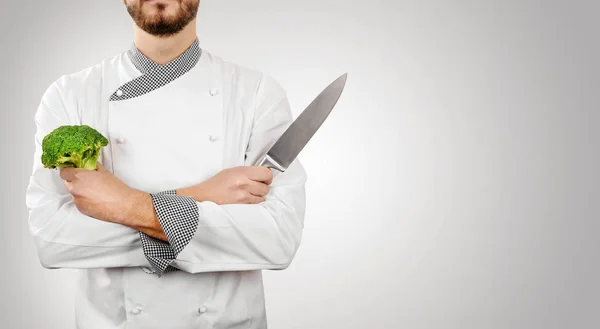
[41,125,160,236]
[60,162,150,229]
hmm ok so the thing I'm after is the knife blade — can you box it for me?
[254,73,348,172]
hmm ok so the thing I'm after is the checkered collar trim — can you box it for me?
[110,38,202,102]
[127,38,201,74]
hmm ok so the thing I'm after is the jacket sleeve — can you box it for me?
[25,77,152,270]
[145,74,308,275]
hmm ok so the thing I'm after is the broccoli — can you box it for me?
[41,125,109,170]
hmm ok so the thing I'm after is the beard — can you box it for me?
[126,0,199,37]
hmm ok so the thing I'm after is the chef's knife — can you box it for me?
[254,73,348,172]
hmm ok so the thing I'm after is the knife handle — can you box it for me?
[257,153,285,173]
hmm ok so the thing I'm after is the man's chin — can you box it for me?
[127,0,198,36]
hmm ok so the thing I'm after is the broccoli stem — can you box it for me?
[81,153,100,170]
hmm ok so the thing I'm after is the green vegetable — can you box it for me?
[41,125,109,170]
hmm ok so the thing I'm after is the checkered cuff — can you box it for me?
[139,189,199,276]
[139,231,178,276]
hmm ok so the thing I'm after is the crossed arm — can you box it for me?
[56,159,283,276]
[26,75,307,276]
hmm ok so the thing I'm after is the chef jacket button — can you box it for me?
[209,88,219,96]
[142,267,155,274]
[198,305,207,314]
[208,135,219,142]
[116,136,126,144]
[116,90,123,97]
[132,307,142,315]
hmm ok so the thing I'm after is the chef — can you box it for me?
[25,0,307,328]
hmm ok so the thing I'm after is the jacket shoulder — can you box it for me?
[203,51,287,99]
[201,51,291,132]
[38,52,125,123]
[52,53,123,89]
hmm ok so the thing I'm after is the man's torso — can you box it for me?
[60,48,269,329]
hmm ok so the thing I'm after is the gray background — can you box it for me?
[1,0,599,328]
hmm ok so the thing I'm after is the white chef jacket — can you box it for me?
[25,38,307,329]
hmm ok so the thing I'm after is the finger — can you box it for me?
[246,166,273,184]
[96,161,107,172]
[245,194,265,204]
[64,180,75,193]
[247,180,270,197]
[60,167,79,182]
[264,169,273,185]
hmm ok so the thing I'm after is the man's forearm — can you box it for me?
[116,185,205,241]
[119,190,168,241]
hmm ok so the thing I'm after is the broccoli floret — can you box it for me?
[41,125,109,170]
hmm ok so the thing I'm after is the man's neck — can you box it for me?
[132,19,198,65]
